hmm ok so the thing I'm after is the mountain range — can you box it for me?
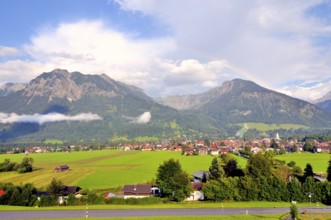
[0,69,330,144]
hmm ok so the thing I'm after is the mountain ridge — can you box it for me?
[0,69,330,143]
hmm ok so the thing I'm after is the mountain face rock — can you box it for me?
[0,69,152,114]
[157,79,331,127]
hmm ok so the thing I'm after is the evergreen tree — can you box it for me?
[327,158,331,182]
[9,188,21,206]
[304,163,314,178]
[208,157,224,180]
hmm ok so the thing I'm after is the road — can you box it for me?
[1,207,331,219]
[0,207,331,219]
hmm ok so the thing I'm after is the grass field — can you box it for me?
[0,150,240,190]
[275,153,330,173]
[237,123,308,132]
[0,150,329,190]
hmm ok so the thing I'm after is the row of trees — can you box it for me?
[0,157,34,173]
[202,152,331,204]
[0,183,37,206]
[154,151,331,203]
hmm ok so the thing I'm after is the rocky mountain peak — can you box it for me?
[24,69,120,102]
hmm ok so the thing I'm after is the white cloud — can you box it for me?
[0,112,102,124]
[1,1,331,100]
[279,79,331,102]
[0,46,20,57]
[0,60,44,84]
[113,0,331,98]
[125,111,151,124]
[135,111,151,124]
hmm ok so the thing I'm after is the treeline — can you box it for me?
[202,152,331,204]
[0,183,37,206]
[0,158,33,173]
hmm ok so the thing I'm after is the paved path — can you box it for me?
[1,207,331,219]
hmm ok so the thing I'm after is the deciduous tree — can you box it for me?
[156,159,192,201]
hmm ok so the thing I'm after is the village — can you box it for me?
[9,133,330,156]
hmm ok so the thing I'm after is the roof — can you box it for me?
[123,184,151,195]
[192,171,209,179]
[36,191,50,197]
[61,186,81,196]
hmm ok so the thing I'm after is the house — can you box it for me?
[219,146,230,155]
[184,147,195,156]
[104,192,117,199]
[123,184,151,199]
[198,147,209,155]
[170,145,182,151]
[209,147,219,155]
[36,191,50,201]
[186,182,204,201]
[61,186,81,196]
[192,170,209,183]
[54,165,70,172]
[196,141,205,147]
[141,145,152,151]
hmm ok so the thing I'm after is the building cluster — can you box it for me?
[120,136,331,155]
[2,135,331,155]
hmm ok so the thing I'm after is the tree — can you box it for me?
[47,178,63,196]
[246,152,273,179]
[156,159,192,201]
[269,139,279,149]
[17,157,34,173]
[290,204,299,220]
[303,141,313,152]
[223,158,244,177]
[327,158,331,182]
[208,157,224,180]
[304,163,314,178]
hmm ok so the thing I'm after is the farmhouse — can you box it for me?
[123,184,152,199]
[61,186,81,196]
[54,165,70,172]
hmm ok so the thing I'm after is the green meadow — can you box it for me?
[237,123,308,131]
[0,150,240,190]
[275,152,330,173]
[0,150,329,191]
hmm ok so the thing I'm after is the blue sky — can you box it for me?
[1,0,331,100]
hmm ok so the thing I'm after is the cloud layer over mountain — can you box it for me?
[0,112,102,125]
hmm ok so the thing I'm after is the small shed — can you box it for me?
[54,165,70,172]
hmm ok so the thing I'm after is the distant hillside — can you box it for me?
[0,69,222,143]
[157,79,331,127]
